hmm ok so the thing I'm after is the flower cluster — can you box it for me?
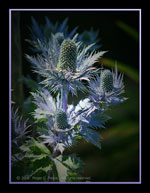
[12,17,128,182]
[26,17,127,155]
[26,34,106,97]
[88,65,127,110]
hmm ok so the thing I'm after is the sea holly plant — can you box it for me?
[23,17,101,93]
[12,17,127,182]
[23,17,101,116]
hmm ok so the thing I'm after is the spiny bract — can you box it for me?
[57,39,77,72]
[100,69,113,93]
[55,109,69,129]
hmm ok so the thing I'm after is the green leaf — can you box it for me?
[53,157,68,182]
[24,151,47,161]
[19,138,53,181]
[25,156,53,180]
[29,138,51,155]
[66,171,83,182]
[30,156,52,171]
[62,154,83,173]
[35,117,48,123]
[20,138,51,156]
[52,154,84,182]
[20,144,30,152]
[37,127,49,136]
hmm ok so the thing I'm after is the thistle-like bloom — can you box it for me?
[88,65,127,108]
[31,87,111,153]
[100,69,113,93]
[26,34,106,97]
[57,39,77,72]
[55,109,69,129]
[31,89,88,154]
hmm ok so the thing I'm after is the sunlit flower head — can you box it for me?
[26,34,107,95]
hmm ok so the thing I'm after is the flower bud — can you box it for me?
[55,32,64,45]
[100,69,113,93]
[58,39,77,72]
[55,109,69,129]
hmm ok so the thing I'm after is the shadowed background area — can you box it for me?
[11,10,140,182]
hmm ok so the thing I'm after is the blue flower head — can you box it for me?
[88,65,127,107]
[100,69,113,93]
[57,39,77,72]
[26,34,107,96]
[31,89,90,154]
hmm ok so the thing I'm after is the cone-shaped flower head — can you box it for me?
[100,69,113,93]
[55,109,69,130]
[58,39,77,72]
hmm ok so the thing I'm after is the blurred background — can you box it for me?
[11,10,140,182]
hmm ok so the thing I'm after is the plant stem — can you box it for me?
[52,149,60,158]
[61,87,68,112]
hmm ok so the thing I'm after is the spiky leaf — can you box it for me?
[79,126,102,149]
[53,154,83,182]
[62,154,83,173]
[20,138,51,155]
[19,138,53,181]
[86,110,111,128]
[53,157,68,182]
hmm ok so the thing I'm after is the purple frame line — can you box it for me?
[139,9,142,184]
[9,8,12,185]
[9,8,142,184]
[9,8,141,11]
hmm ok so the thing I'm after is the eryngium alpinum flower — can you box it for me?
[88,66,127,107]
[57,39,77,72]
[55,109,69,129]
[100,69,113,93]
[26,34,106,95]
[31,89,90,153]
